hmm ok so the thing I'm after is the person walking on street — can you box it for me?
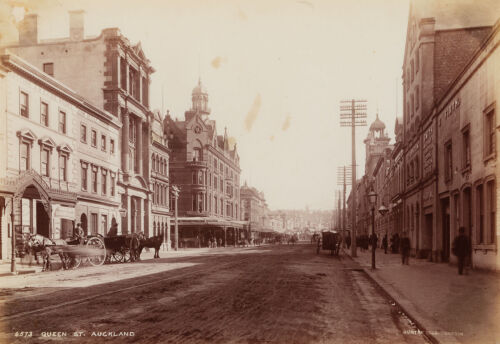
[382,234,388,254]
[400,233,410,265]
[452,227,471,275]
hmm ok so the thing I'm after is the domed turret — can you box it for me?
[369,113,386,132]
[191,78,210,115]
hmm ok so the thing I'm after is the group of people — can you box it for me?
[353,228,470,274]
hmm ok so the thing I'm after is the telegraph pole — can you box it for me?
[337,165,351,243]
[340,99,367,257]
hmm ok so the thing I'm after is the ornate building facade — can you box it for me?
[0,52,121,261]
[165,80,245,247]
[5,11,166,239]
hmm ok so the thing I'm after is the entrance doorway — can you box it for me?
[80,213,88,236]
[441,198,450,262]
[36,201,50,237]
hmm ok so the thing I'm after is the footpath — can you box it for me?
[346,248,500,344]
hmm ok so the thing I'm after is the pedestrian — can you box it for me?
[75,223,85,244]
[400,233,410,265]
[382,234,388,254]
[346,235,351,249]
[316,236,321,254]
[452,227,471,275]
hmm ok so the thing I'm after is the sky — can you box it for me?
[2,0,410,211]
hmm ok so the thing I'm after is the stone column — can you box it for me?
[137,119,143,176]
[139,197,144,234]
[122,108,130,175]
[126,194,131,235]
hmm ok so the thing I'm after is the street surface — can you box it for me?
[0,244,429,344]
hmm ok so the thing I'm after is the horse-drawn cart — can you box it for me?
[321,231,342,256]
[103,234,141,263]
[27,234,106,271]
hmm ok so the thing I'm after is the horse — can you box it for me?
[137,231,163,259]
[27,234,69,271]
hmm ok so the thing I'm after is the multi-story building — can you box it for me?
[165,80,245,247]
[401,0,500,262]
[435,19,499,270]
[6,11,163,238]
[240,182,267,238]
[0,52,120,261]
[150,111,171,246]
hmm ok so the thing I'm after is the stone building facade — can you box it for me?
[165,80,245,247]
[5,11,165,238]
[0,52,120,261]
[401,0,500,262]
[240,182,267,238]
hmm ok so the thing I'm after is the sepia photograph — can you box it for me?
[0,0,499,343]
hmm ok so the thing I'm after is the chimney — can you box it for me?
[18,14,38,45]
[69,10,85,41]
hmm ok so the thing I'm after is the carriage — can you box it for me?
[321,230,342,256]
[26,234,106,271]
[103,234,141,263]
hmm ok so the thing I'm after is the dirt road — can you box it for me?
[0,244,429,344]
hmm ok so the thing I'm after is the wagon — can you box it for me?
[60,235,107,268]
[321,231,341,256]
[103,234,141,263]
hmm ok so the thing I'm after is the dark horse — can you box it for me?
[137,231,164,259]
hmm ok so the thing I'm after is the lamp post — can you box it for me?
[367,190,377,269]
[171,185,180,251]
[10,197,17,275]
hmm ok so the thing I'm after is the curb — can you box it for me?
[344,254,445,344]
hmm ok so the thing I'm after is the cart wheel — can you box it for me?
[63,255,81,269]
[86,237,106,266]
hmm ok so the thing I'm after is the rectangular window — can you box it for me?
[41,149,49,177]
[59,155,67,182]
[43,63,54,76]
[220,199,224,215]
[110,139,115,154]
[58,111,66,134]
[81,164,88,191]
[20,91,29,117]
[444,141,452,182]
[111,175,115,196]
[101,135,106,152]
[487,181,496,244]
[484,107,496,158]
[214,177,218,190]
[20,143,29,171]
[477,184,484,244]
[91,169,98,193]
[91,213,98,235]
[120,58,127,90]
[80,124,87,143]
[101,170,107,195]
[142,76,148,107]
[91,130,97,147]
[41,102,48,126]
[462,128,471,169]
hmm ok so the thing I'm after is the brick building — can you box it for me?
[165,80,245,247]
[401,0,500,262]
[5,11,163,238]
[0,52,121,261]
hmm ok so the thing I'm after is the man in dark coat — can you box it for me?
[382,234,388,254]
[400,233,410,265]
[452,227,471,275]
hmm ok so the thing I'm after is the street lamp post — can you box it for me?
[10,197,17,275]
[171,185,180,251]
[367,190,377,270]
